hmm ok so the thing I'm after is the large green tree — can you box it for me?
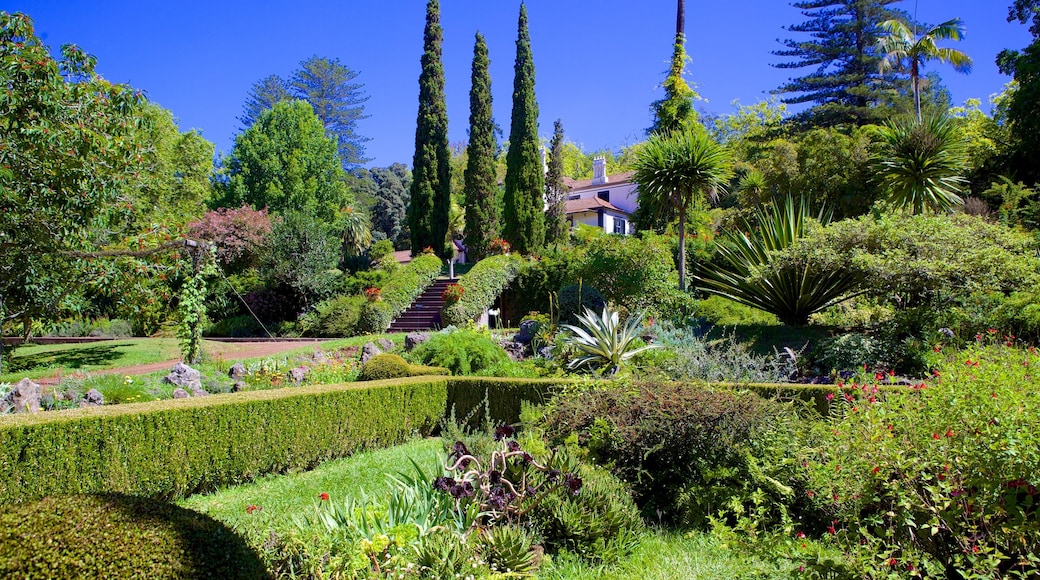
[463,32,500,262]
[290,56,371,170]
[356,164,411,248]
[408,0,452,259]
[218,100,352,222]
[773,0,906,127]
[633,127,733,292]
[997,0,1040,184]
[502,3,545,254]
[544,119,568,245]
[878,17,973,122]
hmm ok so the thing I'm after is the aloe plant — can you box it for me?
[693,196,864,326]
[561,305,659,375]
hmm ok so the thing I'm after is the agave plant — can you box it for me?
[693,196,864,326]
[560,305,659,375]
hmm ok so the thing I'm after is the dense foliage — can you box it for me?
[463,33,500,262]
[441,254,525,326]
[410,329,510,375]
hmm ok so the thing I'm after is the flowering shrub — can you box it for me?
[442,283,464,305]
[187,206,272,272]
[363,286,381,302]
[801,341,1040,577]
[488,238,511,256]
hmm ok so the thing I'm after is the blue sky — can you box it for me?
[7,1,1032,168]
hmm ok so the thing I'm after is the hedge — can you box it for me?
[441,254,525,326]
[445,377,578,429]
[358,253,442,333]
[0,377,447,503]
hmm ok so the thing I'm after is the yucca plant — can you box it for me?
[693,196,864,326]
[874,114,968,214]
[560,305,659,375]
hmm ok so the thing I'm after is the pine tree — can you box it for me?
[290,56,371,170]
[544,119,568,244]
[239,74,291,129]
[502,3,545,254]
[463,32,499,262]
[773,0,906,127]
[408,0,452,258]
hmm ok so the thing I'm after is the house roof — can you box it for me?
[564,197,630,216]
[562,170,637,193]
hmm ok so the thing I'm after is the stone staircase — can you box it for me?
[388,278,454,332]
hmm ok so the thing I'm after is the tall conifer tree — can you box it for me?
[408,0,452,258]
[502,3,544,254]
[463,33,499,262]
[544,119,568,244]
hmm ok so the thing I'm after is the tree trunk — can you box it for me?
[678,200,687,292]
[676,0,685,40]
[0,294,4,375]
[912,59,921,122]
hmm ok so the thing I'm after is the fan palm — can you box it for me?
[877,18,973,122]
[693,196,863,326]
[633,126,732,291]
[874,114,967,214]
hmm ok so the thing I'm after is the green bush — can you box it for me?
[557,283,606,326]
[694,295,779,326]
[205,314,263,338]
[441,254,525,326]
[445,377,574,430]
[540,381,797,526]
[576,232,681,316]
[653,322,796,383]
[0,377,447,502]
[357,253,442,333]
[0,494,267,579]
[801,342,1040,578]
[300,294,367,337]
[410,329,510,375]
[357,353,448,381]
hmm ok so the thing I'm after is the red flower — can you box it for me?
[246,504,260,514]
[871,466,880,474]
[945,429,955,438]
[889,558,898,567]
[796,531,806,539]
[932,433,941,440]
[825,392,835,401]
[319,492,330,501]
[827,523,837,534]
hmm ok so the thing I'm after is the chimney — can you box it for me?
[541,146,548,175]
[592,156,608,185]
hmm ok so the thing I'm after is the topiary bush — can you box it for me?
[556,283,606,326]
[358,353,449,381]
[441,254,525,326]
[410,329,510,375]
[0,494,268,579]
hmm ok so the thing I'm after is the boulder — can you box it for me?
[500,341,526,361]
[79,389,104,408]
[312,350,329,364]
[288,366,308,385]
[377,338,394,352]
[164,363,202,390]
[514,319,539,345]
[405,332,429,351]
[232,381,247,393]
[191,387,210,397]
[361,342,381,364]
[537,346,554,359]
[228,363,247,381]
[172,388,190,399]
[0,378,42,413]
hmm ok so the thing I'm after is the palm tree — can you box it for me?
[877,18,973,122]
[633,126,732,292]
[338,206,372,263]
[874,114,967,214]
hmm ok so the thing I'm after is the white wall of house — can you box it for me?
[568,210,633,235]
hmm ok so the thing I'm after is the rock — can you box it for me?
[164,363,202,390]
[228,363,247,380]
[172,388,190,399]
[514,319,539,344]
[537,346,554,359]
[79,389,104,407]
[232,381,247,393]
[0,378,42,413]
[500,341,527,361]
[405,332,429,351]
[361,342,381,364]
[312,350,329,364]
[377,338,394,352]
[288,366,308,385]
[191,387,210,397]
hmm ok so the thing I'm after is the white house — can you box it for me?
[560,157,638,235]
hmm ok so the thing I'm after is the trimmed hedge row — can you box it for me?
[446,376,577,428]
[441,254,525,326]
[359,253,443,332]
[0,377,447,503]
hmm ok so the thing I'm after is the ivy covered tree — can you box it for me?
[290,56,371,170]
[464,32,500,262]
[408,0,452,259]
[773,0,906,127]
[217,99,353,222]
[502,3,545,254]
[544,119,568,245]
[649,0,699,135]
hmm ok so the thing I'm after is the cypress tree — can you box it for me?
[544,119,568,245]
[502,2,544,254]
[408,0,452,258]
[463,32,499,262]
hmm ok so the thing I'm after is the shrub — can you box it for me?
[93,375,156,405]
[694,295,779,326]
[358,353,448,381]
[445,377,573,430]
[801,343,1040,578]
[541,381,795,526]
[188,205,272,273]
[576,232,680,316]
[556,283,606,326]
[653,321,796,383]
[410,329,510,375]
[205,314,263,338]
[300,294,367,337]
[357,253,442,333]
[441,254,525,326]
[0,494,267,579]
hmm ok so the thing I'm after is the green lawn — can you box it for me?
[0,338,182,382]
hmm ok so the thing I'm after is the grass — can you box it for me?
[178,437,444,541]
[0,338,182,382]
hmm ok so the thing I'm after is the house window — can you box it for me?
[568,194,580,200]
[613,218,627,235]
[597,190,610,201]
